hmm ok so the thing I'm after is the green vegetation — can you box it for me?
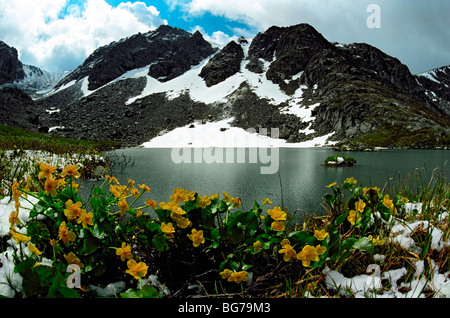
[344,126,450,149]
[0,124,120,154]
[0,124,119,198]
[324,154,356,166]
[3,156,448,298]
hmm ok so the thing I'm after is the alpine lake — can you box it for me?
[80,147,449,219]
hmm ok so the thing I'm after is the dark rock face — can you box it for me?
[0,41,25,85]
[0,87,39,130]
[54,25,216,91]
[199,40,244,87]
[246,24,334,85]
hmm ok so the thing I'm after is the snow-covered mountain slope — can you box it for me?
[30,24,450,149]
[14,64,67,93]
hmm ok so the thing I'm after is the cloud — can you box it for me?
[190,26,236,48]
[0,0,167,71]
[172,0,450,73]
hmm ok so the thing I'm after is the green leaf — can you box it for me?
[14,258,37,274]
[140,285,159,298]
[335,213,347,225]
[92,224,107,240]
[210,228,220,248]
[352,237,374,254]
[229,259,240,272]
[341,237,357,250]
[81,234,99,255]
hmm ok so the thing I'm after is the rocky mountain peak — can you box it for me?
[54,25,217,90]
[0,41,25,85]
[246,24,334,85]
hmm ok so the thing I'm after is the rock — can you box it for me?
[0,41,25,85]
[54,25,217,91]
[199,40,244,86]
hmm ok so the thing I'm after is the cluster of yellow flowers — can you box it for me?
[327,178,399,226]
[219,269,248,284]
[266,206,286,231]
[116,242,149,280]
[278,229,328,267]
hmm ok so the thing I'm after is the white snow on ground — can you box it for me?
[140,118,336,148]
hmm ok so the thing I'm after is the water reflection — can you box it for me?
[80,148,448,217]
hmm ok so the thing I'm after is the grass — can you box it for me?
[0,124,120,198]
[0,123,120,154]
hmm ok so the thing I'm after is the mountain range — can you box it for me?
[1,23,449,149]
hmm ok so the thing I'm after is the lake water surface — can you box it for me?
[83,148,449,217]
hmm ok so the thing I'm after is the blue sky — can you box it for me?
[0,0,448,74]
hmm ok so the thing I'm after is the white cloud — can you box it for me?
[173,0,450,73]
[0,0,167,71]
[190,26,236,48]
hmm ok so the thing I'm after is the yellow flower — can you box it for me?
[253,240,263,253]
[130,187,140,198]
[126,259,148,280]
[110,184,127,198]
[176,217,191,229]
[44,176,58,197]
[197,195,211,208]
[267,206,286,221]
[219,269,233,280]
[297,245,319,267]
[347,210,361,225]
[11,181,21,206]
[262,198,272,205]
[223,192,232,202]
[71,182,80,191]
[62,165,81,178]
[355,199,366,212]
[64,252,82,266]
[118,199,129,213]
[58,221,76,245]
[161,222,175,239]
[228,271,248,284]
[38,163,57,179]
[9,211,21,227]
[231,197,241,208]
[382,195,395,213]
[170,206,187,221]
[279,244,297,262]
[77,211,94,228]
[145,199,157,209]
[64,199,85,221]
[138,184,150,192]
[280,238,291,247]
[209,193,219,200]
[326,182,337,188]
[363,186,380,196]
[314,229,329,241]
[344,177,357,187]
[188,229,205,247]
[105,175,119,184]
[9,229,31,244]
[316,245,327,255]
[271,220,285,232]
[27,243,42,256]
[369,235,384,246]
[170,187,194,204]
[116,242,133,262]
